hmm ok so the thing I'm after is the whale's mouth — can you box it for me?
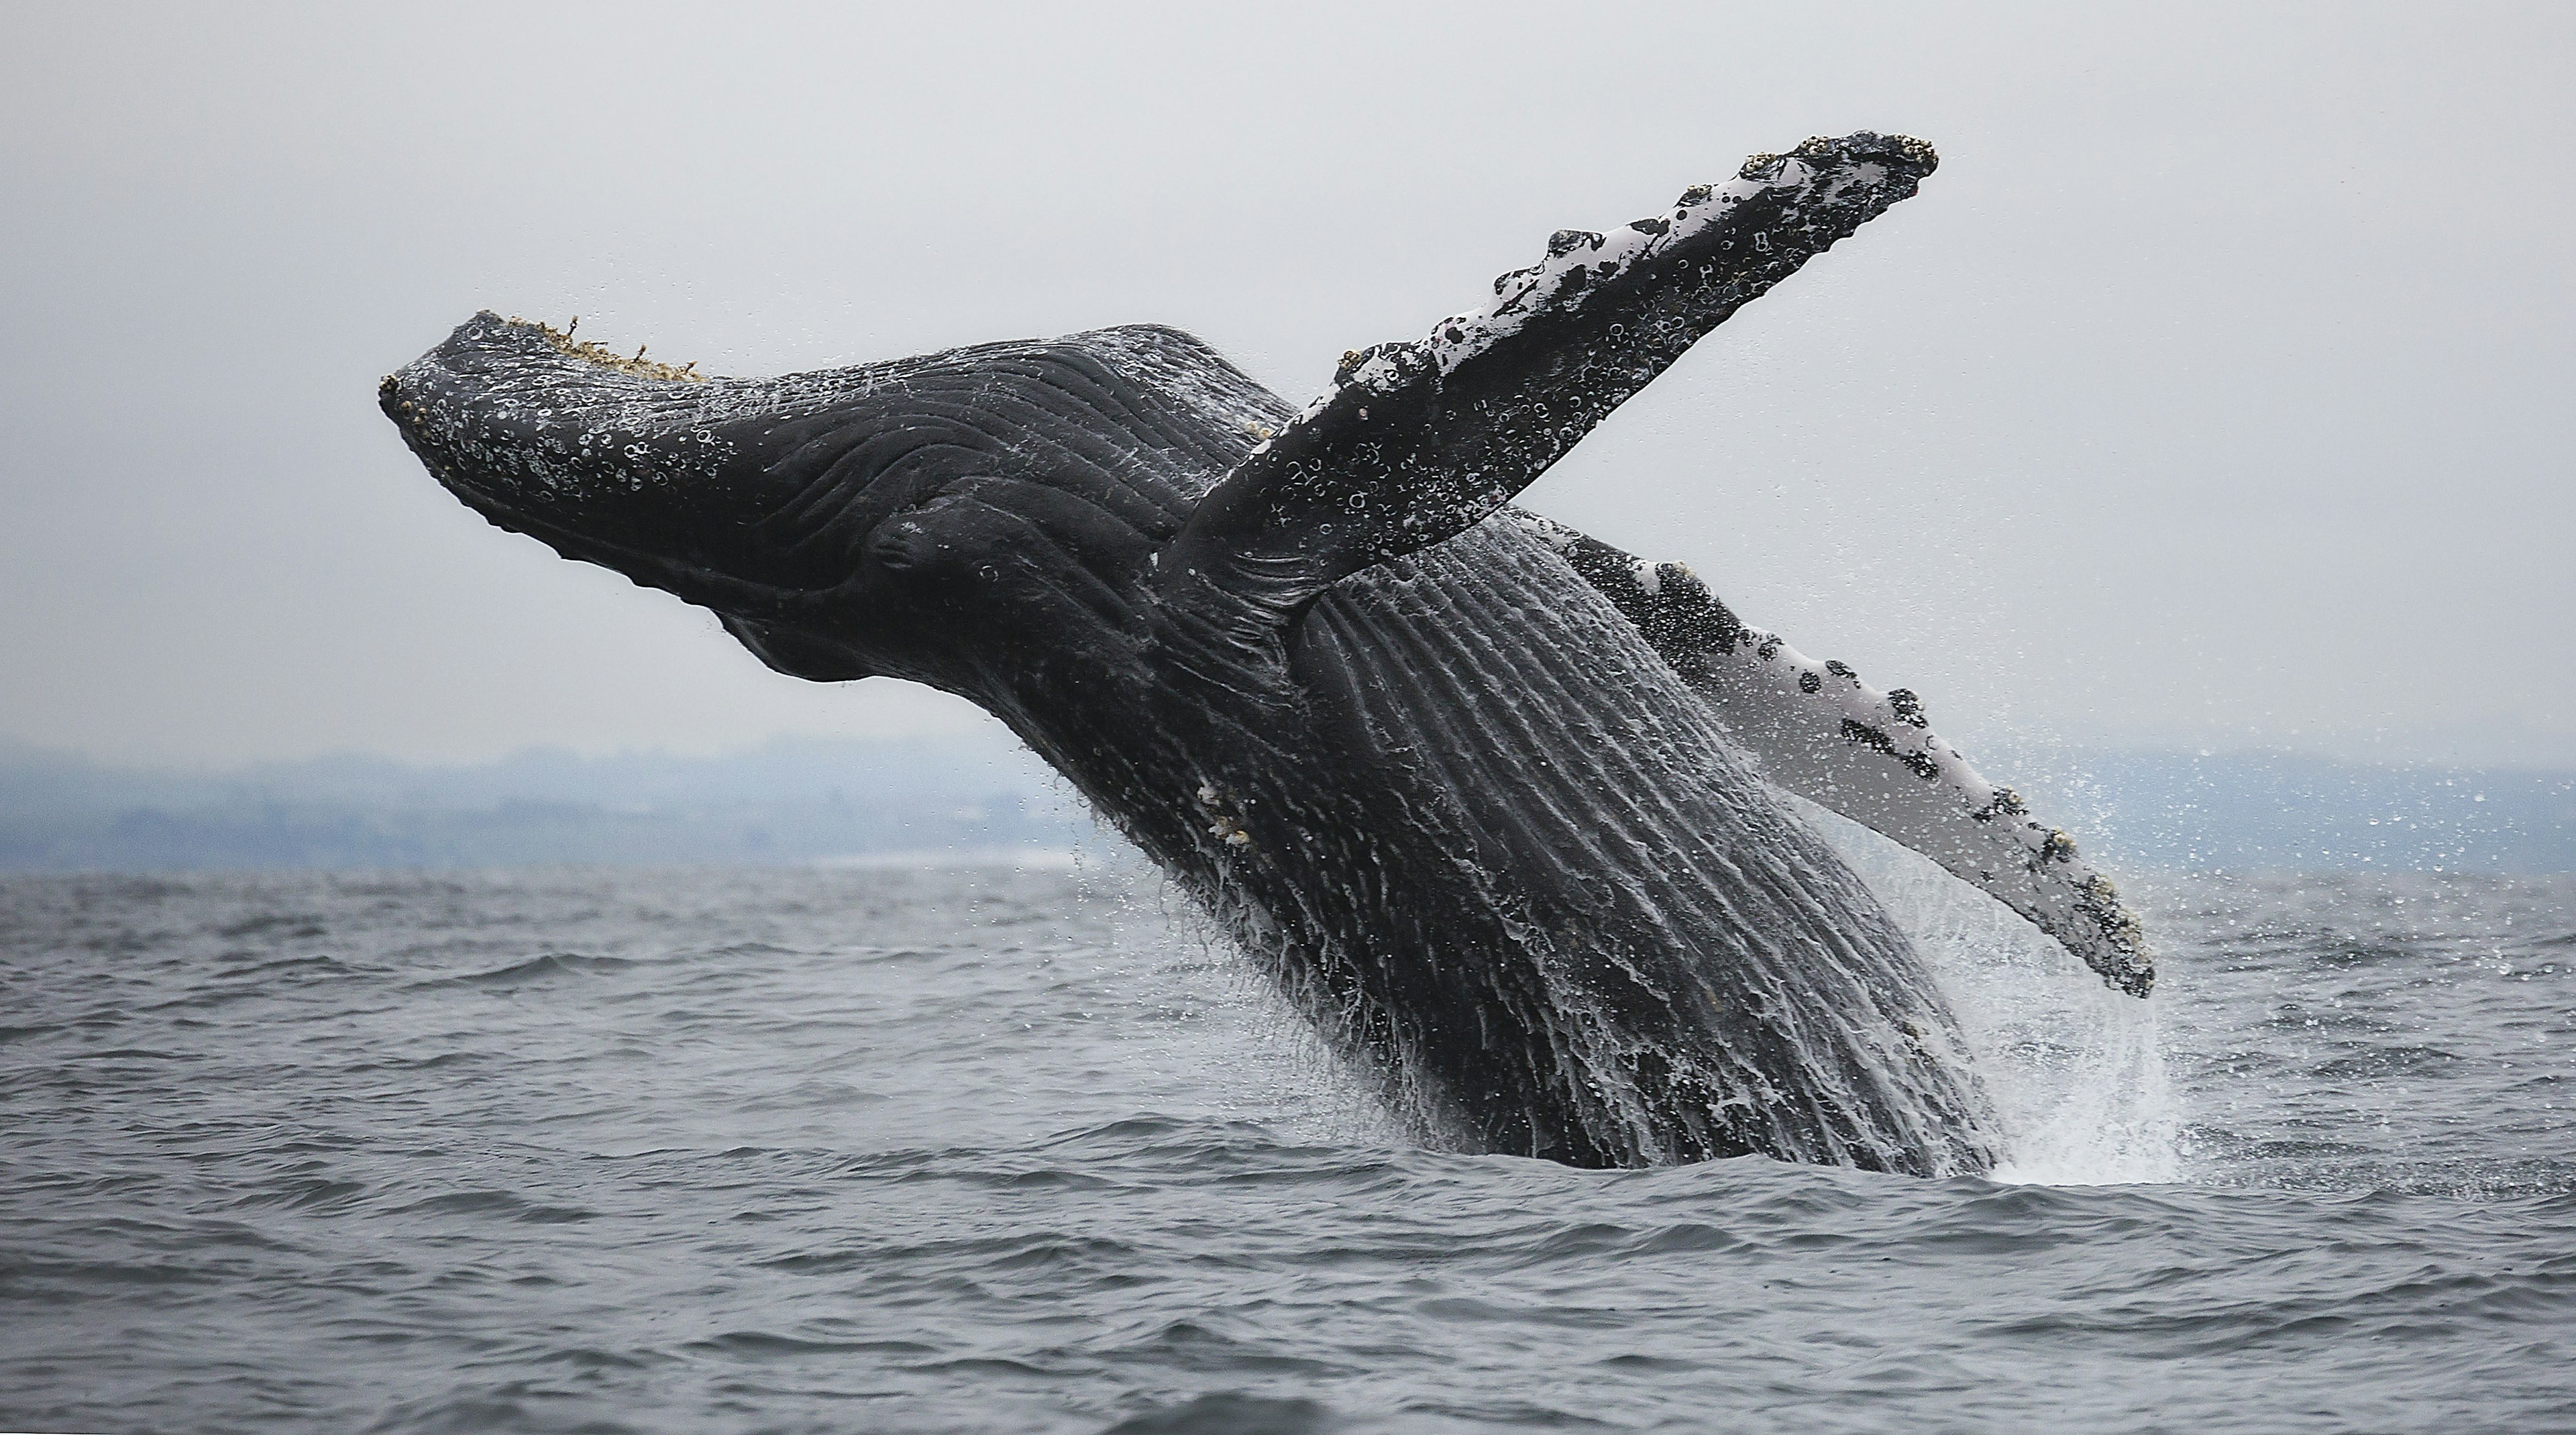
[421,442,816,621]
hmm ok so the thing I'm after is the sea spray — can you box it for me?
[1795,794,2184,1183]
[1072,846,1408,1150]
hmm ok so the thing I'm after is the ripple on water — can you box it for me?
[0,864,2569,1434]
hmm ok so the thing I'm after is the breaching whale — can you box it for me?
[382,133,2149,1175]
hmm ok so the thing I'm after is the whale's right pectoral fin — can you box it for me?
[1517,513,2155,998]
[1157,133,1939,626]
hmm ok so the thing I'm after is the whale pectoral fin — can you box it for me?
[1706,634,2155,998]
[1158,133,1939,620]
[1517,513,2155,998]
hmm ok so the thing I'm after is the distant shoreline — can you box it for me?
[3,736,2568,878]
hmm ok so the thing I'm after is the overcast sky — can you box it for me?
[3,2,2569,769]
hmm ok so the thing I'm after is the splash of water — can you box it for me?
[1078,795,2184,1180]
[1791,795,2184,1185]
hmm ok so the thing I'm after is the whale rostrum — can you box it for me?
[382,133,2149,1174]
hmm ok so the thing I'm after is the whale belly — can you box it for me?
[1287,519,1998,1173]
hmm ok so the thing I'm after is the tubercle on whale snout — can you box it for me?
[377,313,727,506]
[384,133,2144,1175]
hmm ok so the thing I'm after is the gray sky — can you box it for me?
[4,2,2569,767]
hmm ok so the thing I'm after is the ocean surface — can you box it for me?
[3,849,2571,1433]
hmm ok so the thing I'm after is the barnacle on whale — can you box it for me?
[505,315,706,382]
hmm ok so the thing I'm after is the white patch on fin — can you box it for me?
[1507,506,2151,998]
[1683,621,2151,995]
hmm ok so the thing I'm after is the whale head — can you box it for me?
[380,313,1269,692]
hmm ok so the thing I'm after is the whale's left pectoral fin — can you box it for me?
[1519,515,2155,997]
[1157,133,1939,622]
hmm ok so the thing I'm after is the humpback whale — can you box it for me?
[382,133,2148,1175]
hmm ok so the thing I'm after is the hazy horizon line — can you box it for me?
[8,724,2574,779]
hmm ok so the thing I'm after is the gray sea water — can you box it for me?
[3,851,2571,1433]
